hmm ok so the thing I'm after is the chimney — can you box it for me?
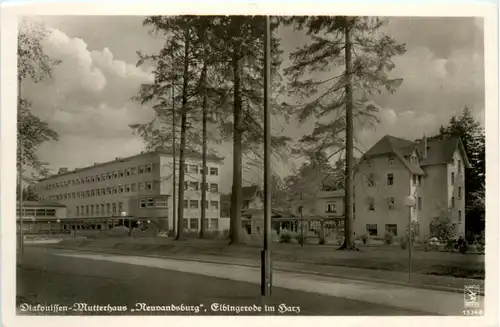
[58,167,68,174]
[422,134,428,159]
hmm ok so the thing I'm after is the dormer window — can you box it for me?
[388,156,395,165]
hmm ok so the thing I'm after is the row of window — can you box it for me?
[184,182,219,193]
[47,181,161,201]
[76,202,125,217]
[185,165,219,176]
[368,173,422,187]
[452,159,463,174]
[365,224,402,236]
[182,217,219,230]
[367,197,423,211]
[45,164,220,190]
[45,164,156,190]
[183,200,220,210]
[16,209,57,217]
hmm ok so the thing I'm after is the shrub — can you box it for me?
[429,215,456,240]
[361,233,369,244]
[295,234,305,245]
[399,235,408,249]
[319,238,326,245]
[280,233,292,244]
[384,232,394,245]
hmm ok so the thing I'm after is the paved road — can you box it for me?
[17,247,429,316]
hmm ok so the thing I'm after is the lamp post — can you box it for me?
[404,195,416,283]
[57,219,61,234]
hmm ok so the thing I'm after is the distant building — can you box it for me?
[354,135,470,239]
[35,147,226,231]
[16,200,67,232]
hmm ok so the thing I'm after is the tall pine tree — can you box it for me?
[284,16,406,249]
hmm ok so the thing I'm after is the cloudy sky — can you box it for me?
[23,16,485,192]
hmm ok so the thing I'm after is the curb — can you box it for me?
[37,244,483,295]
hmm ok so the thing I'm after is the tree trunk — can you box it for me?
[339,16,356,250]
[200,45,208,239]
[171,46,177,235]
[175,34,190,241]
[230,47,243,245]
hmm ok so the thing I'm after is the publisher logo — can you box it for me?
[464,284,481,308]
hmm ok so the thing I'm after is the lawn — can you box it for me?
[52,232,485,280]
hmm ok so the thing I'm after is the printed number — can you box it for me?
[463,309,483,316]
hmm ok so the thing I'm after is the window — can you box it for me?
[118,202,123,213]
[210,183,219,193]
[96,205,100,215]
[451,172,455,185]
[417,176,422,185]
[385,224,397,236]
[155,196,167,208]
[326,202,336,213]
[366,224,378,236]
[102,173,107,181]
[189,182,199,191]
[368,198,375,211]
[387,197,394,210]
[412,175,417,185]
[388,156,395,165]
[146,182,152,191]
[126,169,131,176]
[107,173,112,180]
[451,197,455,209]
[204,200,209,208]
[189,218,198,230]
[114,171,119,179]
[139,199,146,208]
[210,201,219,210]
[91,177,95,183]
[145,164,152,173]
[85,205,89,216]
[209,167,219,176]
[146,198,154,207]
[76,207,80,217]
[458,160,462,173]
[183,219,189,229]
[188,165,198,174]
[387,173,394,186]
[125,184,130,193]
[131,167,137,175]
[184,182,188,191]
[96,189,100,196]
[107,187,112,195]
[138,166,145,174]
[100,204,105,214]
[204,219,209,230]
[119,186,124,194]
[96,175,101,182]
[113,187,118,194]
[183,200,188,209]
[86,190,90,197]
[131,183,137,192]
[190,200,199,209]
[106,203,111,214]
[368,174,374,187]
[458,187,462,199]
[210,218,219,230]
[120,170,124,178]
[112,203,117,214]
[138,182,144,191]
[101,188,106,195]
[418,197,422,210]
[458,210,462,223]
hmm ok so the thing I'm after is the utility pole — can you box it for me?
[261,15,272,297]
[18,75,24,263]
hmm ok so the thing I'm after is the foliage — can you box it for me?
[280,232,293,244]
[283,16,407,248]
[429,215,456,241]
[384,232,394,245]
[23,184,39,201]
[436,107,485,234]
[17,19,60,176]
[399,236,407,249]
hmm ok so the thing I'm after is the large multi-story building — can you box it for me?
[354,135,470,239]
[35,147,225,231]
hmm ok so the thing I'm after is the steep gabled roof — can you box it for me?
[362,135,426,175]
[415,136,471,168]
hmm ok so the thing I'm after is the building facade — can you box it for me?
[16,201,67,232]
[353,135,469,239]
[35,148,225,231]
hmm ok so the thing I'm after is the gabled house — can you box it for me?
[219,185,264,218]
[354,134,470,239]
